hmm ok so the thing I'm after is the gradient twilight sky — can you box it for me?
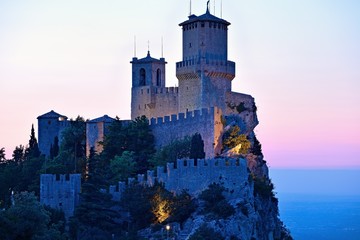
[0,0,359,168]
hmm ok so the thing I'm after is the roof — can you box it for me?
[179,9,230,26]
[88,115,115,123]
[37,110,67,119]
[131,51,167,64]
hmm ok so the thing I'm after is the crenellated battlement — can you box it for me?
[40,174,81,219]
[108,158,249,201]
[149,107,215,126]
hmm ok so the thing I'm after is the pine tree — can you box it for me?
[190,133,205,161]
[25,124,40,159]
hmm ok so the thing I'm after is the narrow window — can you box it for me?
[156,69,161,86]
[140,68,146,86]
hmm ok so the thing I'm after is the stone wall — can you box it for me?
[149,107,223,158]
[40,174,81,219]
[131,86,179,120]
[109,158,249,201]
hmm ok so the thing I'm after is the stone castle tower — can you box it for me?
[131,5,236,120]
[37,110,69,157]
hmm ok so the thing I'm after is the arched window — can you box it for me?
[140,68,146,86]
[156,69,161,86]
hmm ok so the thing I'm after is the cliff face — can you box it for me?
[179,97,292,240]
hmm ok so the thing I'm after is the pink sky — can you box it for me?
[0,0,359,168]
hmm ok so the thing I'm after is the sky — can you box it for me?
[0,0,359,168]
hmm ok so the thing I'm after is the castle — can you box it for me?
[37,5,256,159]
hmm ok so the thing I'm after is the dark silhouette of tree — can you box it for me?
[0,147,5,163]
[50,136,60,159]
[0,192,66,240]
[53,116,86,174]
[12,145,25,164]
[70,147,120,239]
[190,133,205,162]
[101,116,155,174]
[25,124,40,159]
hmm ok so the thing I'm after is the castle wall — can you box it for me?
[109,158,249,201]
[150,107,223,158]
[40,174,81,219]
[131,86,179,120]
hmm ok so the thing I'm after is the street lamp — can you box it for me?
[166,224,170,240]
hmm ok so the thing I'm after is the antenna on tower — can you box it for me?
[189,0,192,15]
[134,35,136,57]
[161,37,164,58]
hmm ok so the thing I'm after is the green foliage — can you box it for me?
[253,176,276,199]
[222,126,251,154]
[190,133,205,161]
[25,124,41,159]
[70,149,120,239]
[167,190,197,224]
[52,116,86,174]
[110,151,137,182]
[199,183,235,219]
[189,224,224,240]
[0,192,66,240]
[121,183,156,231]
[149,136,191,167]
[12,145,25,164]
[102,116,155,174]
[121,183,196,231]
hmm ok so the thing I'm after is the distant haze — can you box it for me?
[0,0,359,168]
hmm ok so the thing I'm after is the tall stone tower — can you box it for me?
[37,110,68,157]
[176,5,235,113]
[131,52,167,119]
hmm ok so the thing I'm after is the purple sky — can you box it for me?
[0,0,359,168]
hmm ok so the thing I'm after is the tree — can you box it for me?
[167,190,197,225]
[199,183,235,219]
[222,125,251,154]
[0,147,6,162]
[0,192,66,240]
[110,151,137,182]
[70,149,120,239]
[25,124,40,159]
[12,145,25,164]
[101,116,155,173]
[190,133,205,161]
[50,136,59,159]
[53,116,86,174]
[149,136,191,167]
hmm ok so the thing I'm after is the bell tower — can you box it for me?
[130,51,167,119]
[176,4,235,113]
